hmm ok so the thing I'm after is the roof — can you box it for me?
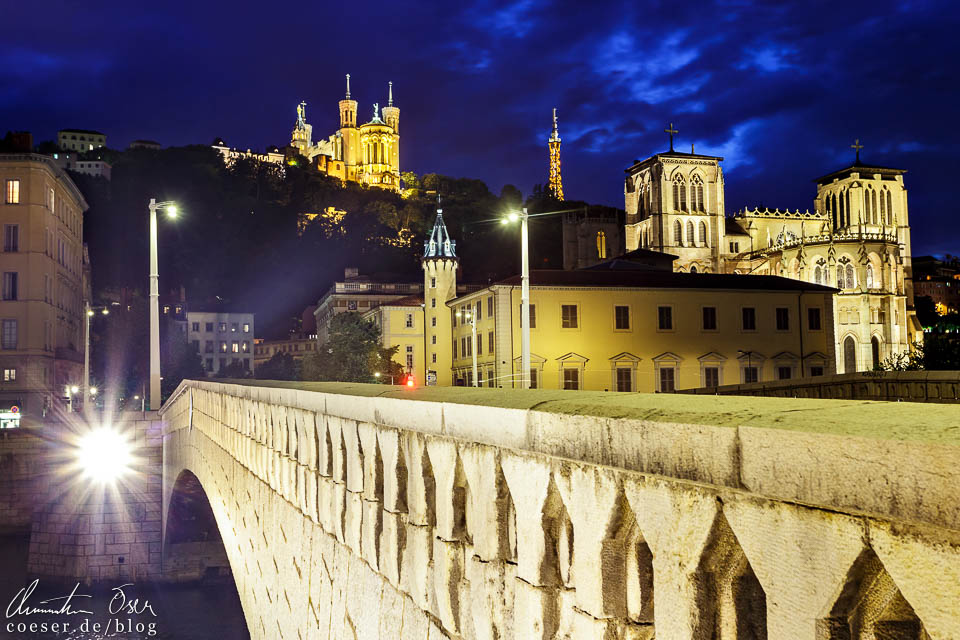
[423,212,457,259]
[626,150,724,173]
[814,161,906,184]
[58,129,105,136]
[377,294,424,307]
[481,269,837,293]
[725,217,751,236]
[583,248,677,271]
[0,153,89,210]
[186,308,254,316]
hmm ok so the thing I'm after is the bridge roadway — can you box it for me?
[160,380,960,640]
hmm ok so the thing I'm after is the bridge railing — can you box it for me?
[161,380,960,640]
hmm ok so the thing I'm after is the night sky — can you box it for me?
[5,0,959,255]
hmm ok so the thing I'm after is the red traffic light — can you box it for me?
[405,375,415,388]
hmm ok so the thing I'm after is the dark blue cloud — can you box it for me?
[5,0,960,254]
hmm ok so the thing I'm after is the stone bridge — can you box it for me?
[159,380,960,640]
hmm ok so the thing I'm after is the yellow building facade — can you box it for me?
[292,75,400,191]
[363,296,426,384]
[449,270,836,392]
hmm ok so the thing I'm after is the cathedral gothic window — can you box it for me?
[673,175,687,212]
[879,187,886,223]
[686,221,695,246]
[886,190,893,225]
[691,175,705,211]
[866,264,875,289]
[699,221,708,247]
[674,220,684,246]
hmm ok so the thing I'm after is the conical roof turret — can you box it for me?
[423,198,457,259]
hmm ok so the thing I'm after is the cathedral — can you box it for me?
[623,128,919,374]
[290,74,401,191]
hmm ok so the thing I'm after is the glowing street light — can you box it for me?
[83,302,109,403]
[76,427,133,483]
[374,371,395,384]
[148,199,178,411]
[501,208,530,388]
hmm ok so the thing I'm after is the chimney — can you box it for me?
[10,132,33,153]
[344,267,359,279]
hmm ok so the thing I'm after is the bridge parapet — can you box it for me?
[161,380,960,640]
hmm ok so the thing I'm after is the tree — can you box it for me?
[256,352,300,381]
[162,325,206,398]
[301,312,402,382]
[217,361,252,379]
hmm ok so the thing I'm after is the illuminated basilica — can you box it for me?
[290,74,400,191]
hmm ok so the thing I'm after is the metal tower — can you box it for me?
[548,108,564,201]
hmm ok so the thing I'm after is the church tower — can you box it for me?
[422,201,458,386]
[381,81,400,176]
[338,74,360,181]
[624,123,725,273]
[548,108,564,200]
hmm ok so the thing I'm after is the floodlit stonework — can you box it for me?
[161,380,959,639]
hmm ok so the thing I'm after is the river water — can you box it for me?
[0,535,249,639]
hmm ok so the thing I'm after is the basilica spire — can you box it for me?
[345,73,351,99]
[388,81,393,107]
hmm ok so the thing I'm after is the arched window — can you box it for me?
[686,220,695,246]
[814,265,822,284]
[674,220,683,246]
[839,191,846,228]
[844,336,857,373]
[871,336,881,369]
[673,175,687,211]
[846,263,855,289]
[837,262,846,289]
[886,190,893,225]
[864,187,872,223]
[596,230,607,259]
[699,221,708,247]
[691,175,705,211]
[833,194,840,227]
[866,264,875,288]
[690,265,698,273]
[872,190,878,224]
[879,188,886,223]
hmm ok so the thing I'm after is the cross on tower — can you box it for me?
[851,138,864,164]
[665,123,679,152]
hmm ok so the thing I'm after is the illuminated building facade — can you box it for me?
[548,108,563,200]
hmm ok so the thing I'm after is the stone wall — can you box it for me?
[0,429,49,534]
[160,380,960,639]
[679,369,960,403]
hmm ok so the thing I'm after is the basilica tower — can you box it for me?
[381,81,400,176]
[422,201,458,386]
[338,74,360,180]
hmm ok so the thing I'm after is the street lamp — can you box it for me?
[65,385,80,412]
[374,371,395,385]
[501,208,530,388]
[455,310,479,387]
[148,198,178,411]
[84,302,109,404]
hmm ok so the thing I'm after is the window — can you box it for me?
[3,368,15,382]
[699,220,708,247]
[2,273,18,300]
[219,322,227,332]
[488,331,494,354]
[775,307,790,331]
[686,220,695,246]
[657,306,673,331]
[614,305,630,330]
[243,323,250,333]
[487,370,494,387]
[810,366,824,377]
[406,345,414,370]
[596,230,607,259]
[866,264,875,289]
[563,368,580,390]
[466,335,472,356]
[743,366,759,384]
[242,341,250,353]
[5,179,20,204]
[453,340,457,359]
[1,319,17,349]
[477,334,483,355]
[729,241,739,253]
[529,304,537,328]
[163,305,170,315]
[231,341,239,353]
[777,366,792,380]
[674,220,684,246]
[459,337,465,358]
[704,366,720,388]
[430,277,436,288]
[530,368,539,389]
[476,300,482,320]
[431,317,436,327]
[220,341,228,353]
[431,298,436,308]
[3,225,18,252]
[432,353,437,363]
[742,307,757,331]
[808,307,822,331]
[431,335,437,345]
[692,175,705,211]
[487,296,493,317]
[191,322,200,332]
[230,323,237,332]
[206,322,214,332]
[561,304,578,329]
[673,175,686,211]
[616,368,632,392]
[702,307,717,331]
[405,313,414,328]
[658,367,675,392]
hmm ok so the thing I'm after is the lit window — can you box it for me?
[5,180,20,204]
[231,323,238,332]
[243,323,250,332]
[232,341,239,353]
[219,322,227,332]
[3,368,15,382]
[242,341,249,353]
[220,341,228,353]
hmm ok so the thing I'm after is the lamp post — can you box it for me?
[456,310,479,387]
[148,198,177,411]
[374,372,395,385]
[84,302,109,404]
[501,208,530,388]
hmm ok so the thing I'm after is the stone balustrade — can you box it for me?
[160,380,960,640]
